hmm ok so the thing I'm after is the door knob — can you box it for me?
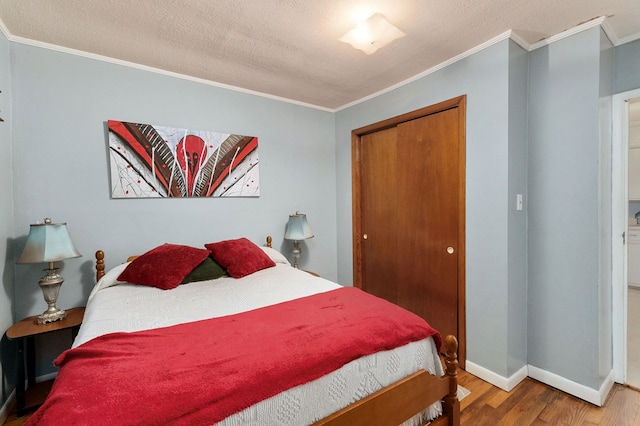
[447,247,454,254]
[363,234,368,240]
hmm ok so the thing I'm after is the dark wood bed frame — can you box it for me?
[94,237,460,426]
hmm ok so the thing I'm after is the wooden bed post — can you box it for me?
[443,335,460,426]
[96,250,105,282]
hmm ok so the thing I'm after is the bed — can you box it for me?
[26,237,460,426]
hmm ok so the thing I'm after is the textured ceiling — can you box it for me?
[0,0,639,110]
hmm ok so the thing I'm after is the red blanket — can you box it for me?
[27,287,441,425]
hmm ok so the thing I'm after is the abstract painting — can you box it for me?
[107,120,259,198]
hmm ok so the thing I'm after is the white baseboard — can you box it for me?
[601,370,617,404]
[465,360,527,391]
[38,372,57,382]
[466,361,615,406]
[0,389,16,425]
[528,365,615,407]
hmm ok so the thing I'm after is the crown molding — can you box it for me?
[508,30,530,51]
[618,31,640,46]
[528,16,606,50]
[4,32,334,113]
[0,18,9,39]
[600,17,619,45]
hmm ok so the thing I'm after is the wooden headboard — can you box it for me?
[95,236,274,282]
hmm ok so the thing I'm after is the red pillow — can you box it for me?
[205,238,276,278]
[118,243,210,290]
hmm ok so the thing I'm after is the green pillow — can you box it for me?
[181,257,227,284]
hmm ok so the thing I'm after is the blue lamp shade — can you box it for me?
[17,220,81,264]
[284,213,314,241]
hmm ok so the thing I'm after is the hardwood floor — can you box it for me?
[3,408,27,426]
[458,369,640,425]
[4,370,640,425]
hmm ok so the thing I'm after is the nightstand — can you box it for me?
[6,307,85,416]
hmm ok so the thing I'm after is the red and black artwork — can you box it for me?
[107,120,260,198]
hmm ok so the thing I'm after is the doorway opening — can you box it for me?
[612,89,640,386]
[626,99,640,388]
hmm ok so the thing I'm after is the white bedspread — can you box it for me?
[76,261,342,347]
[75,255,444,425]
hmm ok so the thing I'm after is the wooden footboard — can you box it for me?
[313,335,459,426]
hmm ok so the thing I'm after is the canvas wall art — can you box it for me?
[107,120,260,198]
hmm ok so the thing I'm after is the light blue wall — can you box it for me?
[0,29,14,407]
[614,39,640,94]
[335,40,523,377]
[598,29,614,383]
[527,27,612,389]
[507,40,529,376]
[9,43,338,373]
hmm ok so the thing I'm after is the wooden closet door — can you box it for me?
[353,96,465,365]
[395,109,460,343]
[360,127,399,304]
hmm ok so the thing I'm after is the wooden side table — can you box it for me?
[6,307,85,416]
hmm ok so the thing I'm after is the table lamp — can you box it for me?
[17,218,82,324]
[284,212,314,269]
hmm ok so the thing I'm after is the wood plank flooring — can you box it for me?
[4,369,640,425]
[458,369,640,425]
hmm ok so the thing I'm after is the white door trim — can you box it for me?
[612,88,640,383]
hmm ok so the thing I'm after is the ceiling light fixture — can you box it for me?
[339,13,405,55]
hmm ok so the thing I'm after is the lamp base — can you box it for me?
[38,308,67,324]
[37,266,67,324]
[291,240,301,269]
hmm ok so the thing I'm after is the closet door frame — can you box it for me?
[351,95,466,367]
